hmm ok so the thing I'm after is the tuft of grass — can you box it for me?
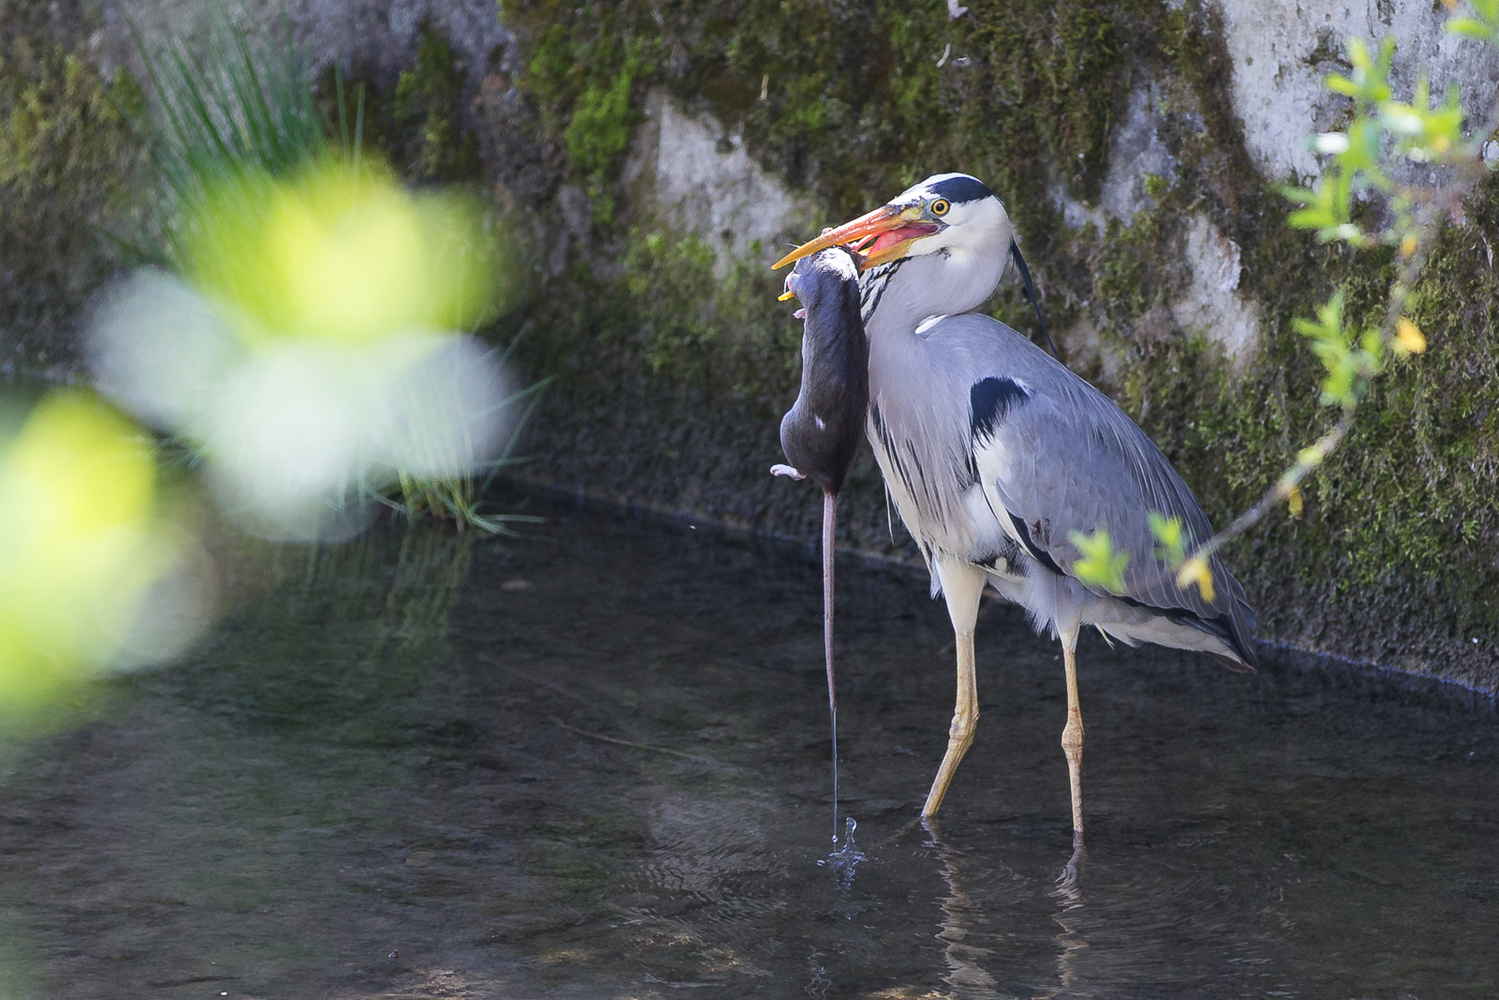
[366,337,554,535]
[113,11,327,268]
[118,13,541,534]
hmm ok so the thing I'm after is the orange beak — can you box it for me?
[772,204,940,272]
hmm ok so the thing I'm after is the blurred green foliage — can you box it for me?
[119,19,535,534]
[117,12,328,267]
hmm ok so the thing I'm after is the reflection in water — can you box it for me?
[1055,836,1084,897]
[806,948,832,997]
[294,520,475,692]
[1,492,1497,997]
[924,819,1000,998]
[1040,841,1088,1000]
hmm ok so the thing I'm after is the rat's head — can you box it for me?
[781,246,861,317]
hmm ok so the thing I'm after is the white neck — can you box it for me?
[863,242,1007,344]
[861,193,1014,343]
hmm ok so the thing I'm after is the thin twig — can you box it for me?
[1175,103,1499,575]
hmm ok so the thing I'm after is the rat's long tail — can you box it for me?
[823,490,839,847]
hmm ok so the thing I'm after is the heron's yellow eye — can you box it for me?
[931,199,950,216]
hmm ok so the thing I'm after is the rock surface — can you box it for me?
[4,0,1499,689]
[622,91,816,276]
[1221,0,1499,182]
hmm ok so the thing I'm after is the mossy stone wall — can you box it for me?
[0,0,144,377]
[494,0,1499,690]
[2,0,1495,688]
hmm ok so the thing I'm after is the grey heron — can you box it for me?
[769,247,869,845]
[773,173,1257,840]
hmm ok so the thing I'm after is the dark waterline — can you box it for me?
[1,489,1496,998]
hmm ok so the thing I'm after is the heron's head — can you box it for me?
[773,173,1012,273]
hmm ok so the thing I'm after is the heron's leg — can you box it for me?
[1059,626,1085,839]
[922,557,988,817]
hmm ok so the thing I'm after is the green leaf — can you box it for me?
[1148,512,1188,568]
[1325,73,1360,97]
[1285,175,1348,234]
[1280,184,1318,205]
[1331,36,1395,105]
[1069,527,1129,595]
[1288,205,1335,230]
[1446,17,1496,39]
[1294,290,1381,406]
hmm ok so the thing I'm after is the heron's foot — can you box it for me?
[770,464,805,480]
[1054,833,1085,899]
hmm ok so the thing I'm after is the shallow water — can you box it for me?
[2,491,1497,999]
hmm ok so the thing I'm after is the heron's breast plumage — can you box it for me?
[864,314,1018,573]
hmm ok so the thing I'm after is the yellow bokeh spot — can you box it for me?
[0,392,173,719]
[1286,484,1304,518]
[1398,233,1419,259]
[1175,556,1217,604]
[1395,317,1427,355]
[183,160,503,348]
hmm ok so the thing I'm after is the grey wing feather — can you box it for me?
[930,314,1257,664]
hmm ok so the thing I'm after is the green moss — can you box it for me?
[622,229,720,374]
[563,44,640,178]
[319,23,481,186]
[1088,210,1177,327]
[391,22,480,182]
[497,0,1499,680]
[534,226,798,406]
[500,0,1148,229]
[0,3,145,371]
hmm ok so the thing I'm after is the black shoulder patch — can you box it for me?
[970,377,1028,439]
[930,175,994,205]
[1009,513,1064,576]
